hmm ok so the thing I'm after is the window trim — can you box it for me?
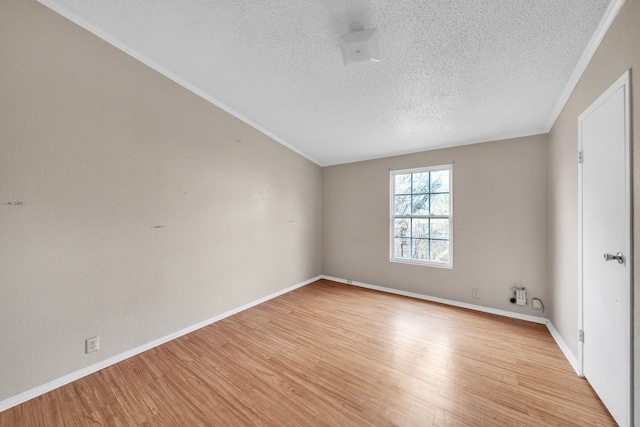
[389,164,453,269]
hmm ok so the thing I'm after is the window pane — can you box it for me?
[430,239,449,263]
[394,238,411,258]
[412,218,428,238]
[412,239,429,260]
[394,218,410,238]
[430,170,449,193]
[412,194,429,215]
[430,219,449,239]
[395,174,411,195]
[412,172,429,194]
[430,194,449,215]
[395,195,411,215]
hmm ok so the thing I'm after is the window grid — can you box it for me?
[393,219,449,259]
[390,165,452,268]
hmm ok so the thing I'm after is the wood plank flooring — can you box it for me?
[0,279,615,426]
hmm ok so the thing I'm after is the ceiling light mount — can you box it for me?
[338,28,379,66]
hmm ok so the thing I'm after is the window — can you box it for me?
[390,165,452,268]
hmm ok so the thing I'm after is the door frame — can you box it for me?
[577,69,632,420]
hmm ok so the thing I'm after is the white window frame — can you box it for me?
[390,164,453,268]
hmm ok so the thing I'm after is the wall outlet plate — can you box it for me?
[85,336,99,354]
[472,288,480,298]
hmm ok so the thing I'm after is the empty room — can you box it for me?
[1,0,639,425]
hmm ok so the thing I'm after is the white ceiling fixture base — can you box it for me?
[338,28,380,66]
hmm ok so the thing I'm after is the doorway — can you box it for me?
[578,70,632,426]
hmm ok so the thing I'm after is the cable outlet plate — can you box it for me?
[85,336,99,354]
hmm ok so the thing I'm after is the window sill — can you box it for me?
[390,257,453,269]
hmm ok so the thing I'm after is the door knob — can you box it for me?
[604,252,624,264]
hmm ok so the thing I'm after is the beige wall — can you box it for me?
[546,0,639,420]
[323,135,548,314]
[0,0,322,401]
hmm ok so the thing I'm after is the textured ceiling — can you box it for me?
[39,0,614,165]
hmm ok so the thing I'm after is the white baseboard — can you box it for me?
[2,274,581,413]
[545,321,582,376]
[322,275,581,374]
[0,275,321,413]
[322,275,548,324]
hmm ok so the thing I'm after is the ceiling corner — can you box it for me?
[544,0,626,132]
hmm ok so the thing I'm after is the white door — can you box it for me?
[579,70,631,426]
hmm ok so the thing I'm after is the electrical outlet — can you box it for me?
[85,336,99,354]
[472,288,480,298]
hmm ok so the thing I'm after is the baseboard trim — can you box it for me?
[546,321,582,376]
[322,275,548,324]
[322,275,581,374]
[0,275,321,413]
[1,275,581,412]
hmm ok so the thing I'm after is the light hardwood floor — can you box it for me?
[0,279,615,426]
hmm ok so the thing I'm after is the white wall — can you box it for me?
[323,135,548,315]
[0,0,322,402]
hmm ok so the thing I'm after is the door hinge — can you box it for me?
[578,151,583,164]
[579,329,584,342]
